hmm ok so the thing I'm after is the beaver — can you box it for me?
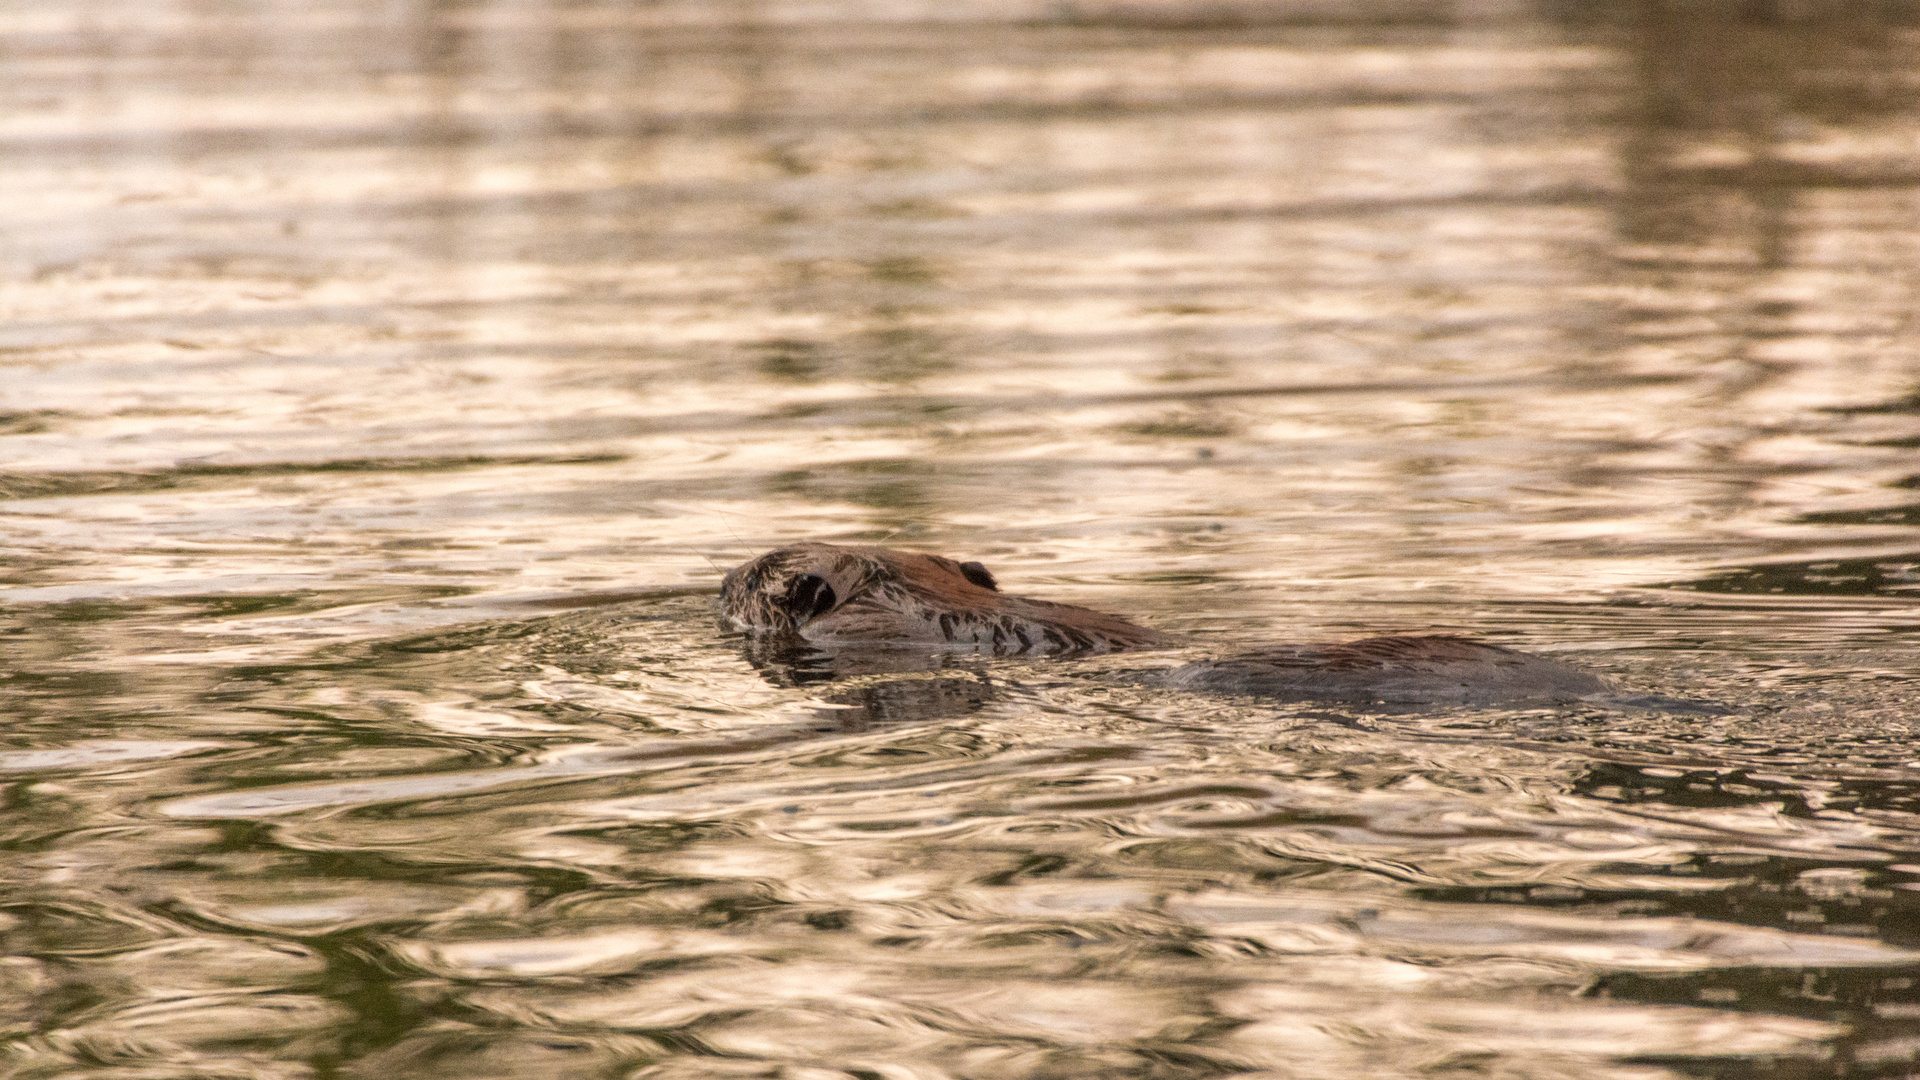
[1162,635,1607,702]
[718,542,1171,654]
[718,543,1609,703]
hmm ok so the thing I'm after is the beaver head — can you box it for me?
[718,542,1170,654]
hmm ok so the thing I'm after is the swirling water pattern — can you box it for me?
[3,2,1920,1077]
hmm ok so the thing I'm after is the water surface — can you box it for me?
[4,1,1920,1077]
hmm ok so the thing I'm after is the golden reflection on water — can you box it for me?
[3,1,1920,1078]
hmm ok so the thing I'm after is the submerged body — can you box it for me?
[1165,634,1606,703]
[719,543,1609,703]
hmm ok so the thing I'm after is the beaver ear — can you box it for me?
[782,573,837,621]
[957,561,998,591]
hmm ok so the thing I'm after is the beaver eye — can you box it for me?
[782,573,837,621]
[958,561,998,591]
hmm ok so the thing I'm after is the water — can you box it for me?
[4,1,1920,1076]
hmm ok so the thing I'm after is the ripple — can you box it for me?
[7,1,1920,1076]
[0,739,230,773]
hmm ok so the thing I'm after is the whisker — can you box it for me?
[708,505,759,562]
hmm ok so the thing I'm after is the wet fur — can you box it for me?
[720,542,1606,701]
[1164,634,1606,702]
[719,542,1170,654]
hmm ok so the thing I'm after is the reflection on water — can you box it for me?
[4,0,1920,1076]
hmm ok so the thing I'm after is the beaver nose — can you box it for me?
[782,573,837,623]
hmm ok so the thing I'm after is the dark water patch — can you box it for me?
[1635,158,1920,192]
[1593,966,1920,1020]
[1574,760,1920,820]
[1797,504,1920,526]
[1413,759,1920,952]
[0,410,66,435]
[0,454,626,501]
[1117,412,1242,439]
[1660,555,1920,598]
[1052,0,1457,30]
[1595,969,1920,1080]
[3,586,479,628]
[1820,392,1920,417]
[753,371,1698,436]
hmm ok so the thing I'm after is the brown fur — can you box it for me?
[719,543,1606,701]
[1164,634,1607,702]
[718,543,1170,654]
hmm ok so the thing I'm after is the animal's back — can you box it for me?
[1164,635,1608,703]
